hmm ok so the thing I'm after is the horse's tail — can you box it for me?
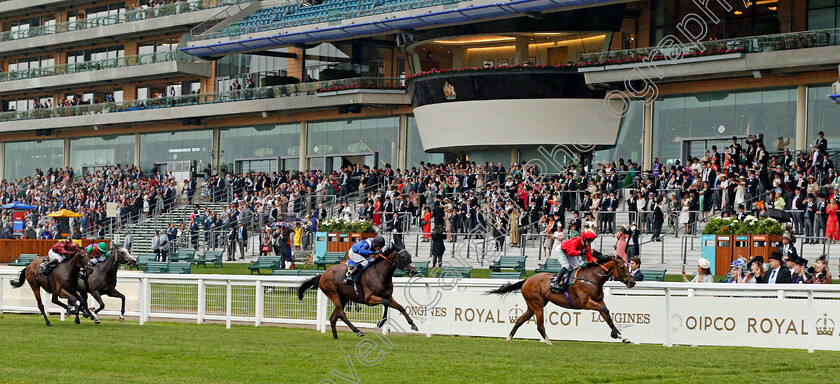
[486,279,526,296]
[9,268,26,288]
[297,274,321,301]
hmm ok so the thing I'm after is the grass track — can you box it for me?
[1,314,838,384]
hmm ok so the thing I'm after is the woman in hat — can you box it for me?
[826,198,839,244]
[682,257,714,283]
[726,259,746,284]
[744,256,766,284]
[806,255,832,284]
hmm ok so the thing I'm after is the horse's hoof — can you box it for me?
[545,339,553,346]
[376,319,386,329]
[410,324,418,332]
[611,333,620,339]
[46,323,52,327]
[89,307,96,312]
[506,335,512,342]
[621,338,631,344]
[74,318,80,325]
[119,316,125,323]
[356,331,365,337]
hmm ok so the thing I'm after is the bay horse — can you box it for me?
[9,250,98,326]
[77,246,137,322]
[297,244,420,338]
[488,255,635,344]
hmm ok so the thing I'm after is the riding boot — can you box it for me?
[350,266,364,285]
[550,267,568,293]
[40,259,58,276]
[343,266,357,285]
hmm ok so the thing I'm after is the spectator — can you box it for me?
[628,257,643,282]
[682,257,713,283]
[614,227,627,263]
[763,251,792,284]
[744,256,765,283]
[806,255,831,284]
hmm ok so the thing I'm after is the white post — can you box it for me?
[144,278,151,324]
[664,288,672,347]
[197,279,205,324]
[255,280,263,327]
[808,290,815,353]
[777,289,785,299]
[425,283,432,338]
[0,275,4,315]
[687,288,695,298]
[225,280,232,329]
[319,289,327,334]
[138,278,147,325]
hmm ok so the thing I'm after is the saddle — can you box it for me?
[549,268,578,294]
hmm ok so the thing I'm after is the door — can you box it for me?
[546,46,568,66]
[235,158,278,174]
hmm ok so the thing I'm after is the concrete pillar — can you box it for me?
[452,47,465,69]
[642,101,654,170]
[124,41,138,57]
[123,84,137,101]
[299,122,308,172]
[796,85,808,151]
[398,115,407,170]
[134,133,141,167]
[511,148,518,165]
[514,36,530,65]
[0,142,5,180]
[287,47,307,82]
[212,128,220,175]
[63,138,70,168]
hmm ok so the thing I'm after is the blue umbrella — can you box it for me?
[1,201,35,210]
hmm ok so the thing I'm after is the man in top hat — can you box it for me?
[779,232,798,262]
[816,131,828,155]
[736,203,747,221]
[763,251,792,284]
[804,194,816,243]
[786,255,810,284]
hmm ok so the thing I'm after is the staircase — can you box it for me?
[117,201,229,254]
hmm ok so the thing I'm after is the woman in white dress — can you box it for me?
[734,176,746,208]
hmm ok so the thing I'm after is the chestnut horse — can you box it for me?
[297,244,419,338]
[488,255,635,344]
[9,251,98,326]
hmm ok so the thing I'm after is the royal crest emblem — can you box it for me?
[817,313,835,336]
[443,82,456,101]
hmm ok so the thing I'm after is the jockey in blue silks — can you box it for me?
[343,235,386,285]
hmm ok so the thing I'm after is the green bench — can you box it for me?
[315,252,346,270]
[394,261,430,277]
[168,262,192,274]
[490,256,526,272]
[133,253,156,270]
[9,253,38,267]
[271,269,321,276]
[434,266,472,278]
[170,249,196,262]
[194,250,224,268]
[144,261,169,274]
[292,250,312,264]
[639,269,666,282]
[248,256,282,274]
[489,271,524,279]
[535,258,562,274]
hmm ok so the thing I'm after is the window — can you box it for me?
[69,135,135,173]
[4,139,64,180]
[809,0,840,30]
[139,130,212,174]
[218,124,301,174]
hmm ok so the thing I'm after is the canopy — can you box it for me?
[48,209,82,218]
[0,201,35,210]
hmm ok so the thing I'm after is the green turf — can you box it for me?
[0,314,837,384]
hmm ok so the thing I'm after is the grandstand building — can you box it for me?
[0,0,838,181]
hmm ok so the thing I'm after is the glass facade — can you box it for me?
[139,130,212,175]
[5,139,64,180]
[69,135,135,174]
[406,116,443,167]
[809,0,840,30]
[307,117,399,171]
[653,88,797,165]
[218,123,301,174]
[594,99,644,165]
[469,149,511,167]
[808,84,840,149]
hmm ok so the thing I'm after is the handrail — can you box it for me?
[0,77,404,123]
[190,0,256,37]
[0,0,251,43]
[579,27,840,67]
[0,50,193,83]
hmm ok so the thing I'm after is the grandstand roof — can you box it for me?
[182,0,621,58]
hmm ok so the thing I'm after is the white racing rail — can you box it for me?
[1,269,839,352]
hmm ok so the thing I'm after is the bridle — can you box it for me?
[377,249,413,273]
[588,258,633,286]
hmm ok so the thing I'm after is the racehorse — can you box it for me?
[488,255,636,344]
[9,250,98,326]
[77,246,137,322]
[297,244,420,339]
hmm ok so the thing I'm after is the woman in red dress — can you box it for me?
[826,198,839,244]
[422,207,432,241]
[373,196,382,226]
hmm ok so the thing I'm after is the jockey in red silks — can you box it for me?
[550,230,597,292]
[41,239,81,275]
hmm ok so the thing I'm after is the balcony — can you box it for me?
[0,0,250,55]
[0,77,408,132]
[579,28,840,84]
[0,51,210,95]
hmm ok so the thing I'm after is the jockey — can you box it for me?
[41,239,81,275]
[550,230,597,291]
[343,235,386,285]
[87,242,109,266]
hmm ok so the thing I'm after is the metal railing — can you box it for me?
[190,0,258,36]
[0,77,404,123]
[0,50,193,83]
[579,27,840,67]
[192,0,469,41]
[0,0,250,42]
